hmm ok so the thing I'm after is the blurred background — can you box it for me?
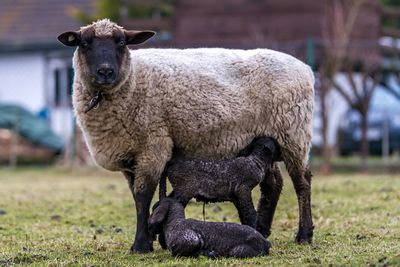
[0,0,399,173]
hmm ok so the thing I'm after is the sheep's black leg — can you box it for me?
[123,171,156,253]
[234,188,257,228]
[289,167,313,244]
[256,163,283,237]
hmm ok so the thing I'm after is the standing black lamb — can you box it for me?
[148,197,271,258]
[159,136,281,228]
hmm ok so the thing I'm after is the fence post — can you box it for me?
[9,110,19,169]
[70,114,77,166]
[382,109,390,163]
[306,36,316,71]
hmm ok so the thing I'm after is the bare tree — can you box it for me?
[382,72,400,100]
[318,0,368,173]
[332,64,382,171]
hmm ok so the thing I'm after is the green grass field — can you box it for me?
[0,167,399,266]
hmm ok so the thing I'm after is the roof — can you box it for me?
[0,0,93,52]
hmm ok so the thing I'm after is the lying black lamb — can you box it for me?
[148,197,271,258]
[159,136,281,228]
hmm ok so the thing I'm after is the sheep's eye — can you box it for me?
[118,40,126,46]
[80,41,89,48]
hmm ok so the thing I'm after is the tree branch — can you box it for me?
[383,82,400,100]
[346,68,362,102]
[332,78,356,108]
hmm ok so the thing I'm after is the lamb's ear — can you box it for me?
[57,31,81,47]
[271,139,282,161]
[148,201,169,225]
[238,142,255,157]
[263,142,278,158]
[124,30,156,45]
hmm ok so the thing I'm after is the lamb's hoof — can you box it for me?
[158,235,168,250]
[207,251,218,259]
[130,242,153,253]
[295,229,313,244]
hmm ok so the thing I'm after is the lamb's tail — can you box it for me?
[159,161,173,200]
[159,167,168,200]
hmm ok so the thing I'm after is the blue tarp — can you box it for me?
[0,104,64,153]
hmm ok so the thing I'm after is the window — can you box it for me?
[53,67,73,107]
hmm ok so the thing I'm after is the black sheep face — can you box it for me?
[57,23,155,90]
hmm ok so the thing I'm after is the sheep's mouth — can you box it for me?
[89,75,117,88]
[94,78,117,87]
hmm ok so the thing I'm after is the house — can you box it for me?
[1,0,395,154]
[0,0,93,143]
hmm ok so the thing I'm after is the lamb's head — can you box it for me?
[57,19,155,91]
[148,198,185,239]
[249,136,282,163]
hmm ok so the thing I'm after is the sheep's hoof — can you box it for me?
[294,229,313,244]
[130,242,153,253]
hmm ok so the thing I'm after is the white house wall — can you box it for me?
[325,74,352,146]
[0,52,74,146]
[0,53,46,113]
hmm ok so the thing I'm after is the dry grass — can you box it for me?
[0,166,399,266]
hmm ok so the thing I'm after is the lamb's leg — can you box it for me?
[234,187,257,228]
[256,163,283,237]
[288,164,313,244]
[169,190,192,208]
[171,229,203,257]
[227,245,262,258]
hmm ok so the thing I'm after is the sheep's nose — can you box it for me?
[97,65,114,79]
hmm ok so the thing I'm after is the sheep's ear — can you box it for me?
[148,201,169,225]
[124,30,156,45]
[58,31,81,47]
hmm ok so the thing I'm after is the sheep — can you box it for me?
[148,197,271,258]
[57,19,315,253]
[159,136,281,229]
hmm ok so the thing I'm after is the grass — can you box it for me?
[309,155,400,174]
[0,167,399,266]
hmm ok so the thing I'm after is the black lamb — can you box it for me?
[148,197,271,258]
[159,136,281,228]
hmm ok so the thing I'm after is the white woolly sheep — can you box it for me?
[57,19,315,253]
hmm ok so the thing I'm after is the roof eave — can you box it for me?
[0,42,70,54]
